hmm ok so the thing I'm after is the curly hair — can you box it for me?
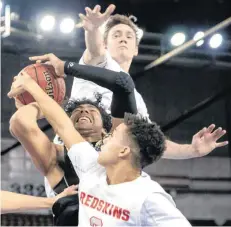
[103,14,143,45]
[124,113,166,169]
[64,93,112,133]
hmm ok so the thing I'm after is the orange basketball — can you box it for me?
[17,63,66,105]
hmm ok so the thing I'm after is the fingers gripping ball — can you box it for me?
[17,63,66,104]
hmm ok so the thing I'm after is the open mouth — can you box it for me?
[77,116,92,123]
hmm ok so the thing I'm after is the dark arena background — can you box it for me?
[1,0,231,226]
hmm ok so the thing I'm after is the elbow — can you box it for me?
[9,113,21,137]
[9,112,33,138]
[116,73,135,93]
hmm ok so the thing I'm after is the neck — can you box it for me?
[117,58,132,73]
[78,128,102,143]
[106,163,140,185]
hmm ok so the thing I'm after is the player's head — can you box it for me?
[64,93,112,141]
[103,14,142,64]
[98,113,166,169]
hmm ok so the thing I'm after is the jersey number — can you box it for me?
[90,216,103,227]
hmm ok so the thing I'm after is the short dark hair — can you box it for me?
[103,14,142,45]
[124,113,166,168]
[64,93,112,133]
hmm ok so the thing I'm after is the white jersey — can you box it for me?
[68,142,192,227]
[70,51,149,118]
[44,148,151,198]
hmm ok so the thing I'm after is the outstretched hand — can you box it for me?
[191,124,228,157]
[29,53,65,77]
[79,4,116,31]
[54,185,78,202]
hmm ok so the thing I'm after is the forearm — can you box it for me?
[24,82,73,135]
[162,140,197,159]
[23,81,84,148]
[65,61,118,90]
[65,62,137,117]
[1,191,55,214]
[84,29,105,64]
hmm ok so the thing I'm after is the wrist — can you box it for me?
[47,197,56,207]
[23,79,38,91]
[85,26,101,33]
[64,61,71,75]
[188,144,199,158]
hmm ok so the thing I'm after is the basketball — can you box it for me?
[17,63,66,105]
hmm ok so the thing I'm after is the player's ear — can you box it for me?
[118,146,131,158]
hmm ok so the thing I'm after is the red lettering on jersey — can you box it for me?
[80,192,86,204]
[108,205,114,215]
[113,206,122,219]
[102,202,111,214]
[81,192,130,222]
[85,194,93,207]
[96,200,104,211]
[122,209,130,221]
[90,197,99,209]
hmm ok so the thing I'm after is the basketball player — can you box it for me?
[1,185,77,214]
[30,5,228,159]
[8,63,142,225]
[9,63,139,197]
[8,72,192,226]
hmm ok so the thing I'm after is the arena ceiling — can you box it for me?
[3,0,231,34]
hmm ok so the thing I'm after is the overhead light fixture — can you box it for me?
[40,15,55,31]
[60,18,75,34]
[193,31,204,47]
[171,32,186,46]
[209,33,223,49]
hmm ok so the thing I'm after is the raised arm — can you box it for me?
[8,75,84,150]
[9,102,63,188]
[29,53,138,120]
[79,5,115,65]
[8,74,102,178]
[163,125,228,159]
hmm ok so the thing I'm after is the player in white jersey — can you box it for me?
[9,62,151,225]
[70,4,228,159]
[8,72,192,226]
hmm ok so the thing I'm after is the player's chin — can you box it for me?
[97,153,106,166]
[97,155,103,165]
[75,122,93,129]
